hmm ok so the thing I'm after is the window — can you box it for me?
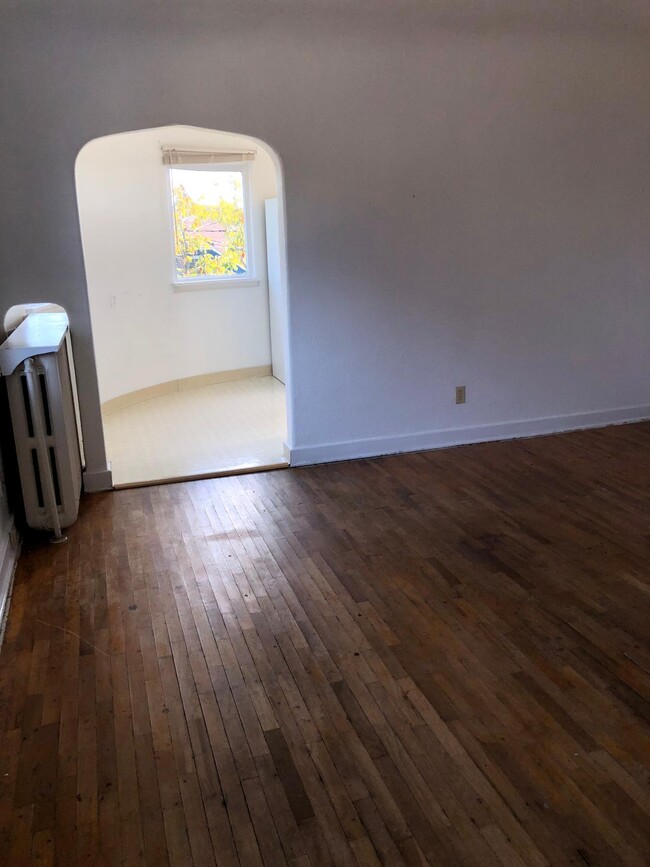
[168,162,252,285]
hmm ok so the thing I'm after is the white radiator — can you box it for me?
[0,312,82,536]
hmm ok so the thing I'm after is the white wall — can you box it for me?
[1,3,649,484]
[76,126,278,404]
[265,198,287,383]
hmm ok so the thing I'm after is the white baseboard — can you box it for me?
[83,464,114,492]
[289,404,650,467]
[0,518,20,645]
[101,365,273,415]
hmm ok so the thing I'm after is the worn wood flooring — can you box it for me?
[1,422,649,866]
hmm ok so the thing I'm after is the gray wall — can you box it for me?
[1,3,649,477]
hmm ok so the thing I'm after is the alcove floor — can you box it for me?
[103,375,287,487]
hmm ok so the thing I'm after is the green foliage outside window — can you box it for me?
[172,176,247,279]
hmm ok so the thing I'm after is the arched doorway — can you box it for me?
[75,125,291,487]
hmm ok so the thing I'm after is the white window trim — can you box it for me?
[171,276,261,292]
[166,160,257,291]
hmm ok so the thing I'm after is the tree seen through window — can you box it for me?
[171,168,247,279]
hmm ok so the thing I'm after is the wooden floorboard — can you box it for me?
[1,422,649,866]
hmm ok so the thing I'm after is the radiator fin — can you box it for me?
[49,448,62,507]
[21,375,34,438]
[39,373,53,436]
[31,449,45,509]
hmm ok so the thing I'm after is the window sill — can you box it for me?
[172,278,261,293]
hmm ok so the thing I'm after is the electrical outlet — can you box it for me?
[455,385,466,405]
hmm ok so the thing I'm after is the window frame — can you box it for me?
[166,160,259,292]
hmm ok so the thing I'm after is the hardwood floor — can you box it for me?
[1,422,649,866]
